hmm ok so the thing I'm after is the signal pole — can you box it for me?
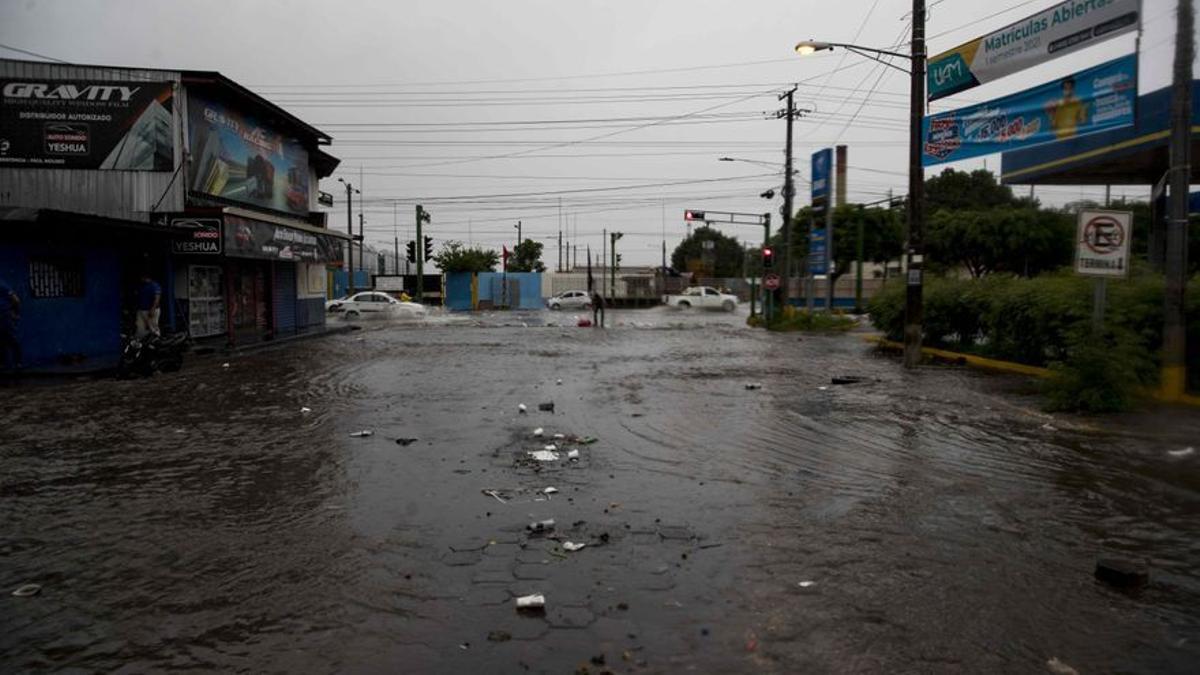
[416,205,430,303]
[338,178,359,294]
[393,202,400,275]
[1163,0,1194,400]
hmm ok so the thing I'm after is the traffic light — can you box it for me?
[762,247,774,269]
[406,240,416,263]
[423,235,434,260]
[684,210,705,221]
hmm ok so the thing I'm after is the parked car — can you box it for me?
[326,292,426,319]
[547,290,592,310]
[662,286,738,312]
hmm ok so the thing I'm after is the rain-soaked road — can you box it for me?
[2,307,1199,673]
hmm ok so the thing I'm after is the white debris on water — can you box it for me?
[566,449,580,460]
[532,427,544,437]
[562,542,586,552]
[1168,447,1195,457]
[797,580,816,588]
[515,593,545,609]
[349,430,374,438]
[529,450,560,461]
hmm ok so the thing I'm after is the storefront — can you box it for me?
[169,208,345,345]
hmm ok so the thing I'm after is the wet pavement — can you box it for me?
[2,307,1199,673]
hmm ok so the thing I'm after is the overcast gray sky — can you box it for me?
[0,0,1187,265]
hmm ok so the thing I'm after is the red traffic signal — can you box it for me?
[762,247,774,269]
[684,210,705,221]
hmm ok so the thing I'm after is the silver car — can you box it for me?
[547,290,592,310]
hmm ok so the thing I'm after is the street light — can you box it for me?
[794,0,926,369]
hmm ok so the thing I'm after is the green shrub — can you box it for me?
[1043,326,1153,413]
[768,309,856,332]
[867,281,906,341]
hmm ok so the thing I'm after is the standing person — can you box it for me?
[0,276,20,371]
[135,272,162,338]
[590,289,605,328]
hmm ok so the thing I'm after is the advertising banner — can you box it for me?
[1076,209,1132,277]
[170,215,223,255]
[224,215,341,263]
[188,94,310,216]
[810,149,832,276]
[923,55,1136,166]
[0,79,174,170]
[809,227,828,275]
[928,0,1140,101]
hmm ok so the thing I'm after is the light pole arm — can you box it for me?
[840,45,912,74]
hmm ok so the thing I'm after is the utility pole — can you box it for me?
[516,220,523,248]
[558,229,563,272]
[777,86,798,319]
[1163,0,1194,401]
[903,0,927,369]
[338,179,359,294]
[358,212,365,284]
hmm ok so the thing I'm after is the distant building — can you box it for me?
[0,58,345,370]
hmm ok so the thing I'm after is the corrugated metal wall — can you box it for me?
[0,59,185,221]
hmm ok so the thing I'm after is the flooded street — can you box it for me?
[3,309,1199,673]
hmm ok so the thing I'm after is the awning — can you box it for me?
[0,207,186,235]
[1001,83,1200,185]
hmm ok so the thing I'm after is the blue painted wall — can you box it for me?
[444,272,473,311]
[331,269,371,299]
[478,272,544,309]
[0,243,123,369]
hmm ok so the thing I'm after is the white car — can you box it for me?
[662,286,738,312]
[546,290,592,310]
[326,292,426,319]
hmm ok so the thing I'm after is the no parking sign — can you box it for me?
[1076,210,1133,278]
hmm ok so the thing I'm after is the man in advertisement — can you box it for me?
[1044,75,1089,139]
[135,272,162,338]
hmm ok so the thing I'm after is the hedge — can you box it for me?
[868,271,1200,404]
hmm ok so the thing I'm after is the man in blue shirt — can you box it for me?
[0,276,20,370]
[136,273,161,338]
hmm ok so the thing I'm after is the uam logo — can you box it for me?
[928,53,972,97]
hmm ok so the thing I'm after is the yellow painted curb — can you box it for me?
[863,335,1049,378]
[863,336,1200,408]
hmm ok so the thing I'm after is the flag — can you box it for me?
[586,245,593,293]
[502,245,509,272]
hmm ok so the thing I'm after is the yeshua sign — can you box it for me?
[928,0,1141,101]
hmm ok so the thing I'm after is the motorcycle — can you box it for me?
[117,332,189,379]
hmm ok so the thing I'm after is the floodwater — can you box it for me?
[2,308,1198,673]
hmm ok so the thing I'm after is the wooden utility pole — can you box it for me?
[1162,0,1194,400]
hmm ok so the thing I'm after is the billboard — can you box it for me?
[224,215,341,263]
[1076,209,1132,277]
[923,55,1136,166]
[188,94,310,216]
[0,79,174,170]
[810,149,832,275]
[928,0,1140,101]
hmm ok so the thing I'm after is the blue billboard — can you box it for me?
[923,54,1136,166]
[811,148,832,201]
[809,227,827,275]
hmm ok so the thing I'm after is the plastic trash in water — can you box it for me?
[532,427,544,437]
[817,386,829,391]
[349,430,374,438]
[518,403,528,414]
[1046,657,1080,675]
[300,407,312,414]
[538,402,555,412]
[221,362,230,368]
[395,438,419,446]
[543,444,558,451]
[543,487,559,495]
[482,489,507,504]
[527,519,555,533]
[1168,447,1195,457]
[566,449,580,460]
[744,383,762,390]
[529,450,560,461]
[11,583,41,597]
[515,593,545,610]
[562,541,586,552]
[797,580,816,588]
[556,379,563,385]
[553,433,565,440]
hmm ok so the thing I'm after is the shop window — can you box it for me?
[28,257,85,298]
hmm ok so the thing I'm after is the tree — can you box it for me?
[926,207,1073,278]
[509,238,546,273]
[431,240,499,273]
[670,226,746,277]
[769,204,903,281]
[925,168,1030,212]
